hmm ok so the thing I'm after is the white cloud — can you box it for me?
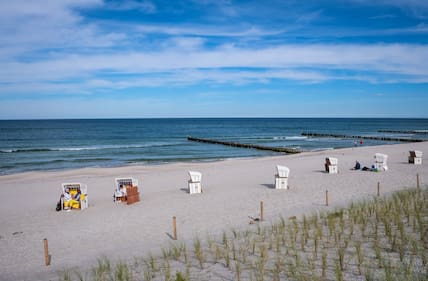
[0,0,427,98]
[1,43,427,95]
[135,24,286,37]
[0,0,124,61]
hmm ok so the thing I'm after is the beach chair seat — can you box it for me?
[275,165,289,189]
[61,183,88,210]
[408,150,422,165]
[374,153,388,171]
[114,177,140,204]
[325,157,338,174]
[188,171,202,194]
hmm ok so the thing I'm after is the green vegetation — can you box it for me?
[59,187,428,281]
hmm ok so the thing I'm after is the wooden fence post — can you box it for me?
[325,190,329,206]
[43,238,50,266]
[260,201,264,222]
[173,216,177,240]
[377,182,380,197]
[417,174,420,189]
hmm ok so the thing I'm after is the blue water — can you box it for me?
[1,118,427,175]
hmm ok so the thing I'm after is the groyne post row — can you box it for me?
[187,136,301,154]
[301,132,425,143]
[378,130,428,135]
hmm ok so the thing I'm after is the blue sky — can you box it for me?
[0,0,427,119]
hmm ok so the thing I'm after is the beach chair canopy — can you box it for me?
[62,183,87,194]
[327,157,338,165]
[189,171,202,182]
[277,165,290,178]
[410,150,423,158]
[374,153,388,162]
[115,177,138,191]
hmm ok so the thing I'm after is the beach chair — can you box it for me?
[275,165,289,189]
[114,177,140,204]
[325,157,338,174]
[61,183,88,210]
[374,153,388,171]
[188,171,202,194]
[408,150,422,165]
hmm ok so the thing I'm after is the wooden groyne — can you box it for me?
[187,136,301,154]
[301,132,425,143]
[378,130,428,135]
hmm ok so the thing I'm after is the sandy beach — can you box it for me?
[0,141,426,281]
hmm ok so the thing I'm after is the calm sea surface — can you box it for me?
[1,118,427,175]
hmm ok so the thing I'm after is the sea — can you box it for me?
[1,118,427,175]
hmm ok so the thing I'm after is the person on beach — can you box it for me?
[74,189,81,201]
[352,161,361,170]
[62,187,82,210]
[62,187,72,210]
[114,184,127,202]
[325,158,331,172]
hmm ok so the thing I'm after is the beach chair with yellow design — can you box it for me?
[61,183,88,210]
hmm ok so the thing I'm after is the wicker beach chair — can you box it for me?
[374,153,388,171]
[409,150,422,165]
[188,171,202,194]
[61,183,88,210]
[325,157,338,174]
[275,165,289,189]
[114,177,140,204]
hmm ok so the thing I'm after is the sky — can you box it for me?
[0,0,428,119]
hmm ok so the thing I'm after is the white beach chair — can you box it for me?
[61,183,88,210]
[188,171,202,194]
[325,157,338,174]
[275,165,289,189]
[114,177,139,202]
[374,153,388,171]
[409,150,422,165]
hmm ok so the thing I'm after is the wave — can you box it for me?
[273,136,308,140]
[0,142,181,153]
[310,147,334,152]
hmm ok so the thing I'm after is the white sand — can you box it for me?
[0,142,426,281]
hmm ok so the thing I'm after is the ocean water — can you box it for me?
[1,118,427,175]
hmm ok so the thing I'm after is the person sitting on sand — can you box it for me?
[352,161,361,170]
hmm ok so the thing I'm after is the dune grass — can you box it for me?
[59,187,427,281]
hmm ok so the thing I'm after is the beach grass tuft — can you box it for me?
[58,187,427,281]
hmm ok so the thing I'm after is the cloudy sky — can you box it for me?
[0,0,427,119]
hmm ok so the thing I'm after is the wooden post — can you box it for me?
[173,216,177,240]
[260,201,264,222]
[43,238,50,266]
[417,173,420,189]
[325,190,329,206]
[377,182,380,197]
